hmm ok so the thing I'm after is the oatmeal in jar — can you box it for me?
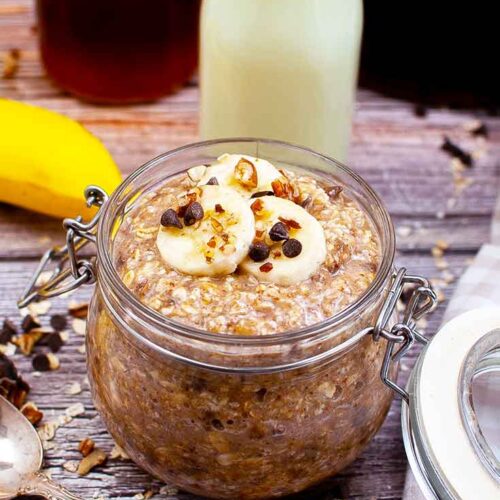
[113,153,380,334]
[87,146,395,499]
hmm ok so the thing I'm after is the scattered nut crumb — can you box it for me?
[441,270,455,284]
[13,330,44,355]
[66,381,82,395]
[21,401,44,425]
[63,460,79,473]
[2,48,20,79]
[133,491,154,500]
[66,402,85,417]
[78,437,95,457]
[431,246,444,258]
[110,443,129,460]
[396,225,412,238]
[434,258,449,270]
[37,420,59,442]
[72,318,87,336]
[77,448,107,476]
[68,301,89,319]
[436,289,446,303]
[159,485,178,496]
[28,300,52,317]
[35,270,54,287]
[0,342,16,356]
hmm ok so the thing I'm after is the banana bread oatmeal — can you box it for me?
[113,153,380,335]
[87,149,395,499]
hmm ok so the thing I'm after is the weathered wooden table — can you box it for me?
[1,1,499,499]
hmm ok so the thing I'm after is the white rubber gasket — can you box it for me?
[417,307,500,499]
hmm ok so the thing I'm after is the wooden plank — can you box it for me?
[1,1,498,498]
[1,253,469,499]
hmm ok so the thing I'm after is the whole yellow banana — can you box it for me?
[0,98,122,218]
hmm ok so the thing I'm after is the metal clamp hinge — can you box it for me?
[18,186,108,308]
[372,268,438,403]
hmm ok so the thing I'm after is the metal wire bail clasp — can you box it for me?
[18,186,108,308]
[373,268,438,403]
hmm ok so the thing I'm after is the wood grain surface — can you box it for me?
[1,1,499,499]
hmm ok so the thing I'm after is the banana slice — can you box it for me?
[156,185,255,277]
[191,154,282,195]
[240,196,326,285]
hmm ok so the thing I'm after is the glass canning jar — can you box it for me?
[19,139,436,499]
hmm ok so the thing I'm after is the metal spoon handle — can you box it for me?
[19,471,82,500]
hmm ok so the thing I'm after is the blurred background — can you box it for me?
[0,1,499,499]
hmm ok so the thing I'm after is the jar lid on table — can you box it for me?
[402,308,500,500]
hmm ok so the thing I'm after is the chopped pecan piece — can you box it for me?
[78,437,96,457]
[68,302,89,319]
[278,217,301,230]
[12,329,44,355]
[21,401,43,425]
[234,158,258,188]
[259,262,273,273]
[250,198,264,214]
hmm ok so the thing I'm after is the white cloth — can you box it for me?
[403,202,500,498]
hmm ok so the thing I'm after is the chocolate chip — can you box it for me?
[441,136,473,167]
[32,353,57,372]
[0,353,18,380]
[161,208,183,229]
[470,123,489,138]
[184,202,204,226]
[32,354,48,371]
[248,242,270,262]
[40,332,64,353]
[206,177,219,185]
[21,314,40,332]
[250,191,274,199]
[211,419,224,431]
[269,222,289,242]
[282,239,302,258]
[50,314,67,331]
[0,319,17,344]
[255,388,267,401]
[214,203,225,213]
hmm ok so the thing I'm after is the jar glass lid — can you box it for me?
[403,308,500,500]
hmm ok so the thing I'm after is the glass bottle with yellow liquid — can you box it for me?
[200,0,363,162]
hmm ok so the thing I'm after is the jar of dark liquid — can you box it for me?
[36,0,200,103]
